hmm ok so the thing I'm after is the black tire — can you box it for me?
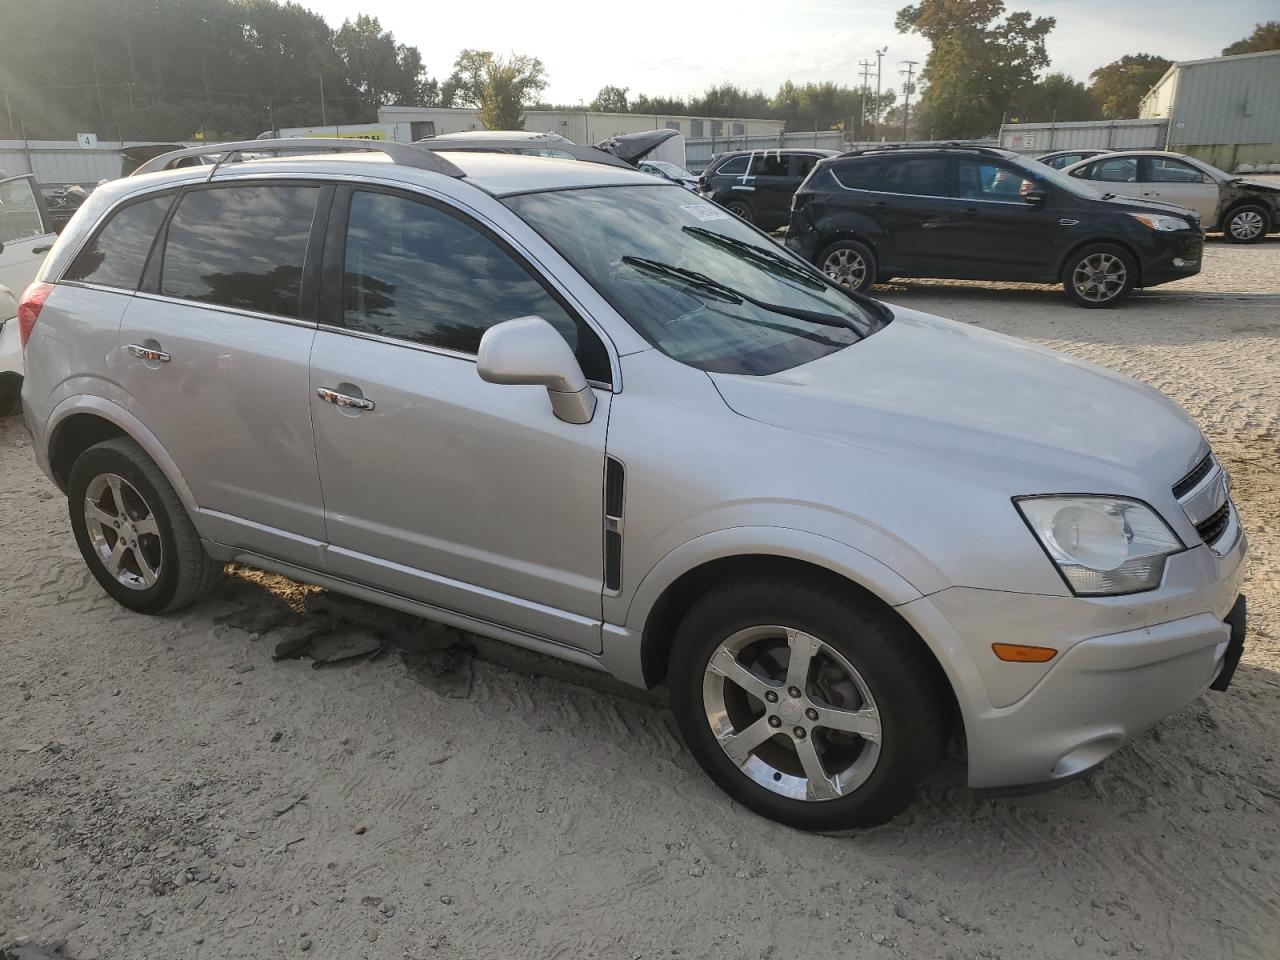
[1061,242,1136,308]
[723,199,754,223]
[817,239,877,294]
[668,575,946,831]
[1223,203,1271,244]
[68,437,223,614]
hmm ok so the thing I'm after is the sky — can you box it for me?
[303,0,1276,106]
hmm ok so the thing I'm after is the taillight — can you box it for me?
[18,281,53,350]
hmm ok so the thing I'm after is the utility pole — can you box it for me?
[319,75,327,126]
[874,47,887,140]
[858,60,874,142]
[900,60,919,142]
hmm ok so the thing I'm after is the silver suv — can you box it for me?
[20,139,1248,830]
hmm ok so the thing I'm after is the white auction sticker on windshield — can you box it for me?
[681,204,732,222]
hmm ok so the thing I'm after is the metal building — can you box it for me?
[1139,49,1280,171]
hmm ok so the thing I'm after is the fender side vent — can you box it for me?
[604,456,625,592]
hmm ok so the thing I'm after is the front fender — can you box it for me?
[44,394,198,513]
[621,524,922,633]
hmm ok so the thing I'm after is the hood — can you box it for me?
[1230,177,1280,194]
[710,306,1204,495]
[595,128,679,165]
[1096,192,1203,220]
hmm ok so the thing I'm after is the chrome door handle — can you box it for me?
[126,343,170,362]
[316,387,375,411]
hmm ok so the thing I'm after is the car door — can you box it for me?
[949,158,1061,280]
[307,185,613,652]
[1072,156,1141,202]
[0,174,56,296]
[747,151,796,228]
[869,155,959,276]
[119,181,330,568]
[1139,156,1220,225]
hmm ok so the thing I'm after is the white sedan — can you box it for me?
[0,172,57,413]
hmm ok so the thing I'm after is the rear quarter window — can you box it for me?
[713,156,749,176]
[829,158,885,191]
[64,193,173,290]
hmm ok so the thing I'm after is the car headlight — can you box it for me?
[1129,213,1192,232]
[1015,496,1183,596]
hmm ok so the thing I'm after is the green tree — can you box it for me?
[1087,53,1171,119]
[1012,72,1098,122]
[334,14,435,112]
[440,51,546,130]
[589,85,630,112]
[1222,21,1280,55]
[896,0,1055,138]
[689,83,771,119]
[629,93,690,115]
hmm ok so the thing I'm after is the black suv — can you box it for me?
[699,148,839,231]
[786,146,1205,307]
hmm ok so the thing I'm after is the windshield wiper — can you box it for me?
[681,226,825,290]
[621,256,860,333]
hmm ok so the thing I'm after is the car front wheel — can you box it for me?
[1224,204,1271,244]
[668,576,946,830]
[1063,243,1136,308]
[723,199,754,223]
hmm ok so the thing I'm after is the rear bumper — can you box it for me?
[900,527,1248,790]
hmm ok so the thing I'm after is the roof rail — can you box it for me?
[838,141,1008,159]
[129,138,466,179]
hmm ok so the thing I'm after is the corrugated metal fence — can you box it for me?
[0,140,200,187]
[997,119,1169,155]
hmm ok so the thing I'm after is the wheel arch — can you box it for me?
[45,396,198,513]
[1056,236,1144,288]
[1220,197,1272,233]
[635,550,963,736]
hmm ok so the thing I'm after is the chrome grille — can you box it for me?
[1173,452,1237,553]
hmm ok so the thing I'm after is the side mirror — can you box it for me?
[1023,188,1047,205]
[477,315,597,424]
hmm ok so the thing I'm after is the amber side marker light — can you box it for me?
[992,643,1058,663]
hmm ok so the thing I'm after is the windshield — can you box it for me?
[505,185,886,375]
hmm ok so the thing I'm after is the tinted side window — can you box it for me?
[64,194,171,289]
[1092,158,1139,183]
[955,159,1036,200]
[160,185,320,317]
[791,155,820,178]
[829,158,885,190]
[715,156,749,176]
[881,157,948,196]
[342,190,609,381]
[0,176,46,242]
[753,154,789,177]
[1145,158,1204,183]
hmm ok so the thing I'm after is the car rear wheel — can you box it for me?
[818,240,877,294]
[1062,243,1136,308]
[1224,204,1271,244]
[668,576,945,831]
[723,199,754,223]
[68,437,223,614]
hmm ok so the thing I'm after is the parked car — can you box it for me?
[1062,150,1280,242]
[416,129,678,170]
[639,159,698,191]
[0,172,56,409]
[1034,148,1112,170]
[786,145,1205,307]
[698,148,840,230]
[22,138,1247,830]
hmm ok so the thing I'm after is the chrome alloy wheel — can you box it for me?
[1229,209,1264,241]
[822,247,867,289]
[83,473,162,590]
[702,625,882,801]
[1071,252,1126,303]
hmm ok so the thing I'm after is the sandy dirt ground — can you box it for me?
[2,237,1278,960]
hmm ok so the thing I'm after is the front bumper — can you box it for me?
[900,526,1248,789]
[1141,229,1204,287]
